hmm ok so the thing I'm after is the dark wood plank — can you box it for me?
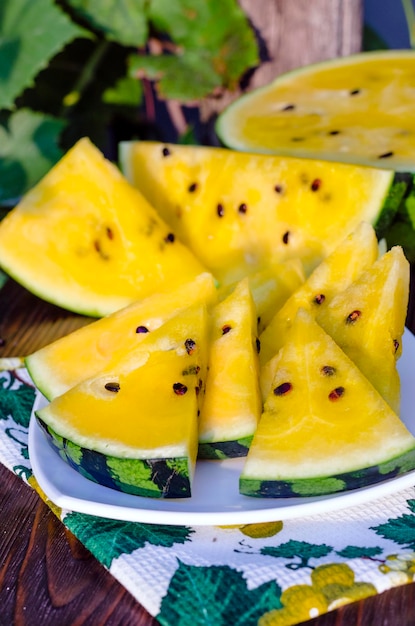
[0,464,158,625]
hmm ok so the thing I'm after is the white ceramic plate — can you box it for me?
[29,328,415,526]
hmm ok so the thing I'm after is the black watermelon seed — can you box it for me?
[394,339,400,353]
[182,364,201,376]
[173,382,188,395]
[164,232,175,243]
[378,151,394,159]
[282,231,290,244]
[162,146,171,157]
[346,310,362,324]
[106,227,114,240]
[188,182,198,192]
[329,386,345,401]
[311,179,322,191]
[185,338,196,354]
[274,382,292,396]
[282,104,295,111]
[136,325,149,334]
[217,203,225,217]
[313,293,326,305]
[256,337,261,354]
[350,89,361,95]
[328,130,341,135]
[321,365,336,376]
[105,382,120,393]
[274,184,284,194]
[238,203,248,214]
[222,324,232,335]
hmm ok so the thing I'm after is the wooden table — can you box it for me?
[2,276,415,626]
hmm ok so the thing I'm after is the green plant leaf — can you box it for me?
[64,513,194,568]
[130,53,220,100]
[0,0,87,109]
[157,561,282,626]
[130,0,259,101]
[0,109,64,204]
[102,75,142,106]
[67,0,148,47]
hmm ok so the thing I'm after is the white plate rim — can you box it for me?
[29,328,415,526]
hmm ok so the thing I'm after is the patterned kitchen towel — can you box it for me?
[2,367,415,626]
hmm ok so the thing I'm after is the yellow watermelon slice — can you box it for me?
[35,304,208,499]
[198,278,261,459]
[240,308,415,498]
[216,50,415,171]
[0,138,206,317]
[119,140,406,280]
[25,272,217,400]
[316,246,409,413]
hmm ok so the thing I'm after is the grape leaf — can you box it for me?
[336,545,383,559]
[0,0,87,109]
[130,53,220,100]
[157,561,282,626]
[102,75,142,106]
[66,0,148,47]
[0,372,36,428]
[0,109,64,204]
[130,0,259,101]
[371,505,415,549]
[261,540,333,569]
[64,513,194,568]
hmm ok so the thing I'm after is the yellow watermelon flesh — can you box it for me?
[216,50,415,171]
[198,278,262,459]
[240,308,415,498]
[316,246,409,414]
[35,303,209,498]
[258,221,379,367]
[0,137,206,317]
[217,258,305,334]
[25,272,217,400]
[119,140,404,281]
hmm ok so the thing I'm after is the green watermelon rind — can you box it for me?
[36,417,192,499]
[198,435,253,460]
[239,446,415,498]
[374,173,412,239]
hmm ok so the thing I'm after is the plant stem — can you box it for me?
[402,0,415,48]
[60,40,111,116]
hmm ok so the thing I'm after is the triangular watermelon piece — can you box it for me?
[198,278,261,459]
[316,246,409,413]
[241,308,415,498]
[35,304,208,498]
[0,138,207,316]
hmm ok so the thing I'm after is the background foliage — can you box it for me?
[0,0,258,205]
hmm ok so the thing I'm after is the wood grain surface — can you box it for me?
[0,272,414,625]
